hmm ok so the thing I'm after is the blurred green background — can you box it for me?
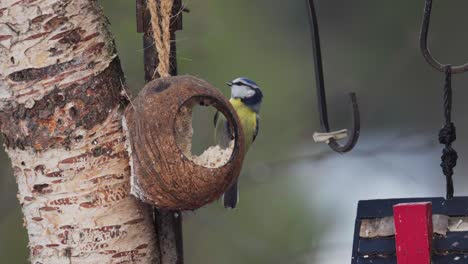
[3,0,468,263]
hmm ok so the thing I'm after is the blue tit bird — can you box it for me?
[214,77,263,209]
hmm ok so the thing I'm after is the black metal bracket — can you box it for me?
[420,0,468,74]
[306,0,361,153]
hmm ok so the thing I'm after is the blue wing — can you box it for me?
[213,111,220,127]
[216,111,259,209]
[214,111,233,148]
[253,114,260,142]
[215,110,239,208]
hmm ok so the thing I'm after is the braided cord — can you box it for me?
[148,0,173,78]
[439,65,458,199]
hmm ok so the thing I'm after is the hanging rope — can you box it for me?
[439,65,457,199]
[148,0,173,78]
[419,0,468,199]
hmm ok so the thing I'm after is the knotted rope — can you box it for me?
[148,0,173,78]
[439,65,457,199]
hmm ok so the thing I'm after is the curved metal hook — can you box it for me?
[420,0,468,74]
[307,0,361,153]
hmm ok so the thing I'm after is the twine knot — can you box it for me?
[438,122,456,145]
[440,146,458,176]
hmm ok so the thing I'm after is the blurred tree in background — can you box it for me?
[3,0,468,263]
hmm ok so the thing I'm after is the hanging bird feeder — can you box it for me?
[123,76,246,210]
[349,0,468,263]
[127,0,246,211]
[306,0,468,262]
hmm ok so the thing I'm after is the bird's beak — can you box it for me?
[226,82,233,87]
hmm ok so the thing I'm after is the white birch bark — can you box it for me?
[0,0,157,263]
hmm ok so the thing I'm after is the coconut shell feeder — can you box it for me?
[123,75,246,210]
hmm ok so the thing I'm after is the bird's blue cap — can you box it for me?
[227,77,260,89]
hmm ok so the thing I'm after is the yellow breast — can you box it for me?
[230,98,257,150]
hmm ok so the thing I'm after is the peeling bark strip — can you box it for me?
[1,59,126,151]
[0,0,157,263]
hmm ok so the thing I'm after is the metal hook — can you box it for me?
[420,0,468,74]
[307,0,361,153]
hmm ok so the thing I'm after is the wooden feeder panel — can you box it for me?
[352,197,468,264]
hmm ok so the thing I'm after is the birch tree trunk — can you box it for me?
[0,0,157,263]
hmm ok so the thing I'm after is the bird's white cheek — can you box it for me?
[231,85,254,98]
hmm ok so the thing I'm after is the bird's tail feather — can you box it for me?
[223,182,238,209]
